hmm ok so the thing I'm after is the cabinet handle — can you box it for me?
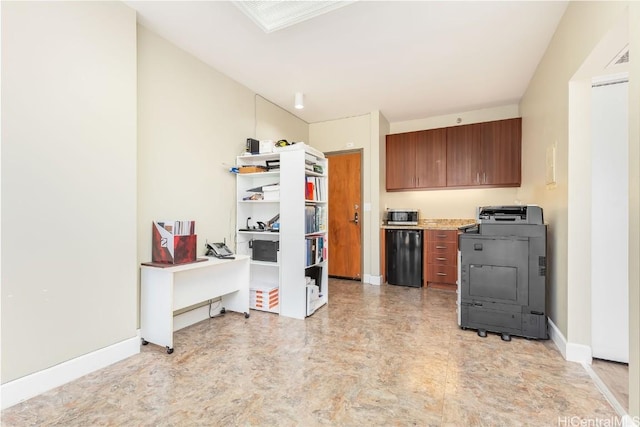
[436,257,447,261]
[435,245,447,249]
[483,172,486,184]
[437,272,447,276]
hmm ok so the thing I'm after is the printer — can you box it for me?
[458,204,548,340]
[477,205,544,225]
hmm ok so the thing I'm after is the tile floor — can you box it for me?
[1,279,621,426]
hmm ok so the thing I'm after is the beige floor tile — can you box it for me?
[1,279,620,426]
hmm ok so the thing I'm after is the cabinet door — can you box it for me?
[415,128,447,188]
[446,124,482,187]
[386,132,416,190]
[481,118,521,186]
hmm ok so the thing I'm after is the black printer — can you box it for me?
[458,205,548,340]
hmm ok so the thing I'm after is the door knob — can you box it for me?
[350,212,359,225]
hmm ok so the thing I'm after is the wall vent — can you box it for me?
[607,45,629,68]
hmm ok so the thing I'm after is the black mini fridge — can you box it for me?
[386,229,423,287]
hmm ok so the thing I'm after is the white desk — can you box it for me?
[140,255,250,353]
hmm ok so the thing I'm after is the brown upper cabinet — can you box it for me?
[386,128,446,190]
[447,118,521,187]
[385,118,521,191]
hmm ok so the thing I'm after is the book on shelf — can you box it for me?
[305,205,327,234]
[305,177,325,201]
[305,235,327,267]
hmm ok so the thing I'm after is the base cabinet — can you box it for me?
[425,230,458,289]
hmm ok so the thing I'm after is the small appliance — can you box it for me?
[386,209,419,226]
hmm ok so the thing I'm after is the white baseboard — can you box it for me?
[363,274,382,286]
[1,335,140,410]
[582,362,636,425]
[548,318,568,359]
[567,342,593,364]
[548,318,593,364]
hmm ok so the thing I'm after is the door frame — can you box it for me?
[325,148,364,281]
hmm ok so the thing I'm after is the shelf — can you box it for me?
[238,230,280,235]
[236,170,280,177]
[251,260,279,267]
[238,152,281,161]
[237,147,328,320]
[305,261,326,269]
[305,231,327,237]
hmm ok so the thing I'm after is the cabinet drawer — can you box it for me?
[427,229,457,242]
[427,265,458,284]
[428,240,457,255]
[428,249,457,265]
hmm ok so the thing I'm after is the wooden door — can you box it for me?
[327,151,362,280]
[446,123,482,187]
[415,128,447,188]
[385,133,415,190]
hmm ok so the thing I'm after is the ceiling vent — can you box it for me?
[233,1,354,33]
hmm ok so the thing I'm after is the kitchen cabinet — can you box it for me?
[386,129,446,191]
[424,229,458,290]
[385,118,521,190]
[446,118,521,188]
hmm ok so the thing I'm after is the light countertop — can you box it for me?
[381,218,477,230]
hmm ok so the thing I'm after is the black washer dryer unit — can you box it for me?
[458,205,548,341]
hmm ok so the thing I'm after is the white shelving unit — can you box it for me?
[235,144,328,319]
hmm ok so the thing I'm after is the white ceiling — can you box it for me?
[125,1,569,124]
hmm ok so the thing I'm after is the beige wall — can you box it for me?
[137,26,308,309]
[519,0,639,416]
[1,2,138,382]
[519,1,627,339]
[137,25,255,266]
[256,96,309,144]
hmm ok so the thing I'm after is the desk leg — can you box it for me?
[141,268,175,353]
[221,257,251,317]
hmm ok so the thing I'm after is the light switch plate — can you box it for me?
[546,145,556,186]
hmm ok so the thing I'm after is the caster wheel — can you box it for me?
[244,312,250,319]
[461,326,468,330]
[166,347,174,354]
[501,333,511,342]
[141,339,148,345]
[478,330,487,338]
[220,307,226,314]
